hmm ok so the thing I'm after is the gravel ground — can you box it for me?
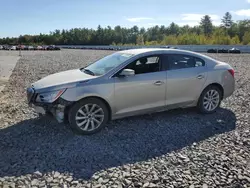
[0,49,249,188]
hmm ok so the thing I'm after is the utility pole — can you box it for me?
[19,44,21,56]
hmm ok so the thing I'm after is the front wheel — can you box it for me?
[197,86,222,114]
[68,98,109,135]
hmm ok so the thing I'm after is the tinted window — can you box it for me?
[125,55,161,75]
[166,54,205,70]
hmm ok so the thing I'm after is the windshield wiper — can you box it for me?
[81,68,95,76]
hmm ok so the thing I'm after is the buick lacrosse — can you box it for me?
[27,48,235,134]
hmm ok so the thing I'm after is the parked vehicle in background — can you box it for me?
[10,46,17,50]
[207,48,217,53]
[28,46,34,50]
[26,48,235,135]
[21,45,26,50]
[229,48,241,54]
[17,45,25,50]
[3,45,10,50]
[36,46,43,50]
[218,48,229,53]
[1,44,61,51]
[207,47,241,54]
[23,46,29,50]
[34,46,42,50]
[46,45,61,50]
[42,46,48,50]
[46,45,54,50]
[54,46,61,50]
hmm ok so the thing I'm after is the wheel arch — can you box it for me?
[65,96,112,121]
[201,83,224,100]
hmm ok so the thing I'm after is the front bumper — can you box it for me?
[26,87,36,104]
[27,87,48,114]
[26,87,70,123]
[30,104,46,115]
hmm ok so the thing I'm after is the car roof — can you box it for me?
[119,48,162,55]
[120,48,197,55]
[119,48,216,61]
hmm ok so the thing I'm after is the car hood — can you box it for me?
[32,69,96,91]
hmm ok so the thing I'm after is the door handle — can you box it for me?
[154,81,164,86]
[196,75,204,79]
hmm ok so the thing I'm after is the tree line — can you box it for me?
[1,12,250,46]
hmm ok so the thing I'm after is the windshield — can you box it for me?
[82,52,135,76]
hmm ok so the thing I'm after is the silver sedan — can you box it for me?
[27,48,235,135]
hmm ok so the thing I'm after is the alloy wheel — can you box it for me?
[203,89,220,111]
[75,103,104,131]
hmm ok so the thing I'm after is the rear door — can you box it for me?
[163,54,207,108]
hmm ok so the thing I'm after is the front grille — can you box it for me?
[26,87,35,103]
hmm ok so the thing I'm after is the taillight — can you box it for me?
[228,69,234,77]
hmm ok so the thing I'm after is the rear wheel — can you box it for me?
[197,86,222,114]
[68,98,109,135]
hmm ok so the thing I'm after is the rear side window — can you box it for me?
[165,54,205,70]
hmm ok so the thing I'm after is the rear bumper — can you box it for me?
[223,78,235,99]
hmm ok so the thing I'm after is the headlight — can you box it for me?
[36,89,66,103]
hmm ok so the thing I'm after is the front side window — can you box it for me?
[82,52,135,76]
[125,55,161,75]
[166,54,205,70]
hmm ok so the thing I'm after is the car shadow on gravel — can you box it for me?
[0,107,236,179]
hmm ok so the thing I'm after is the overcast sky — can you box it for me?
[0,0,250,37]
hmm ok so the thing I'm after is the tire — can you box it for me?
[197,86,222,114]
[68,98,109,135]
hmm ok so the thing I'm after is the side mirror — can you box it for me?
[119,69,135,77]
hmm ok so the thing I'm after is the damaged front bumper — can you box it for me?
[29,103,66,123]
[26,87,72,123]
